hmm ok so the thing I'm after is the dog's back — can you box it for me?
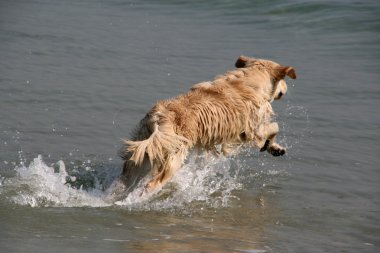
[164,80,272,148]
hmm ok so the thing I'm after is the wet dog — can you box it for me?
[110,56,296,199]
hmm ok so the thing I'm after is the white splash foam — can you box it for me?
[115,153,244,210]
[6,155,110,207]
[1,150,284,210]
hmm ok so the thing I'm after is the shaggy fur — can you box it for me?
[112,56,296,197]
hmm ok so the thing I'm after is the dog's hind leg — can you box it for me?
[144,149,187,193]
[106,157,152,202]
[258,122,286,156]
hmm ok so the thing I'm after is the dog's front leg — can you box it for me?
[259,122,286,156]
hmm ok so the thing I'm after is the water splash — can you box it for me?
[0,149,286,210]
[1,155,110,207]
[116,153,244,210]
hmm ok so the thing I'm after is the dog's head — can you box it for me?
[235,55,296,101]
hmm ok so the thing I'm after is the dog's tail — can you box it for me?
[123,112,189,166]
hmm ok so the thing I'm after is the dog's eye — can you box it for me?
[277,92,283,98]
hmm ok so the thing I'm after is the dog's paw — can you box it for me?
[260,140,270,152]
[268,143,286,157]
[142,180,161,195]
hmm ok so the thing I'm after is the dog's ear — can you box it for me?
[235,55,251,68]
[274,66,297,80]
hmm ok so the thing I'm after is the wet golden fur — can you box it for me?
[114,56,296,196]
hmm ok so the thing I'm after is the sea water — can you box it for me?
[0,0,379,252]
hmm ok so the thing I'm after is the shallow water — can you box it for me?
[1,0,379,252]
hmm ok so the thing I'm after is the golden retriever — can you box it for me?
[111,56,296,198]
